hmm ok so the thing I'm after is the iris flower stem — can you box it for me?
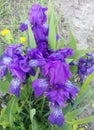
[27,30,30,47]
[51,125,54,130]
[35,68,40,79]
[40,96,45,114]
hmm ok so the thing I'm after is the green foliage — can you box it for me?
[65,105,88,121]
[0,96,19,128]
[69,29,77,50]
[0,80,9,93]
[57,37,65,49]
[30,108,36,122]
[32,119,38,130]
[28,23,36,48]
[5,32,13,44]
[48,0,57,50]
[68,116,94,125]
[0,0,9,16]
[60,122,73,130]
[78,72,94,96]
[0,46,3,56]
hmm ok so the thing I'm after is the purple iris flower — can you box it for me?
[42,60,71,85]
[19,23,28,32]
[57,48,74,59]
[5,44,23,58]
[37,42,49,57]
[10,64,25,81]
[45,89,66,107]
[9,77,21,97]
[65,80,79,98]
[32,79,49,97]
[45,81,78,107]
[48,104,64,126]
[19,57,31,72]
[77,54,94,83]
[1,55,12,66]
[29,4,47,25]
[48,48,74,61]
[70,53,94,83]
[32,24,48,44]
[87,65,94,74]
[27,48,44,59]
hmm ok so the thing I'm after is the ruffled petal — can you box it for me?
[32,79,48,97]
[10,65,25,81]
[9,77,21,97]
[29,4,47,25]
[42,60,71,85]
[5,44,23,58]
[65,80,79,98]
[29,59,46,67]
[48,104,64,126]
[2,55,12,66]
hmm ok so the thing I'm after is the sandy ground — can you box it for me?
[53,0,94,51]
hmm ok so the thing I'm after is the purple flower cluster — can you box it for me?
[19,4,48,52]
[31,48,79,126]
[0,44,36,96]
[70,53,94,83]
[78,54,94,82]
[0,44,79,126]
[0,4,79,127]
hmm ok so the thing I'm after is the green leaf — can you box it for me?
[30,108,38,130]
[73,49,89,59]
[0,46,3,56]
[48,10,57,50]
[47,0,52,23]
[63,73,94,115]
[65,105,88,121]
[5,97,18,124]
[28,23,36,48]
[30,109,36,122]
[73,124,78,130]
[0,96,18,127]
[0,80,9,93]
[32,119,38,130]
[68,116,94,125]
[66,59,73,64]
[69,29,77,50]
[57,37,65,49]
[63,87,90,114]
[6,72,12,82]
[60,122,72,130]
[5,32,13,44]
[78,72,94,96]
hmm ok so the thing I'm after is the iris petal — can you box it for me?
[48,104,64,126]
[29,4,47,25]
[9,77,21,97]
[29,59,46,67]
[2,55,12,66]
[32,79,48,97]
